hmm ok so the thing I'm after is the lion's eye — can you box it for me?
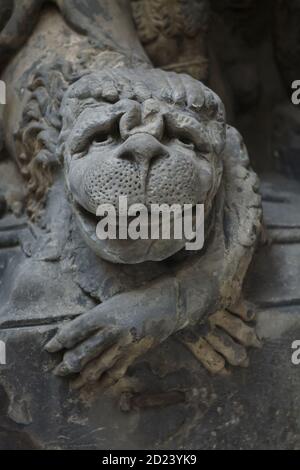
[179,137,195,148]
[92,132,112,145]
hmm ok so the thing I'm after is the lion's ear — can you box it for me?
[222,125,261,249]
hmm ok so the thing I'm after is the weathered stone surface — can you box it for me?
[245,244,300,307]
[131,0,210,81]
[0,173,299,449]
[1,303,300,449]
[0,0,299,451]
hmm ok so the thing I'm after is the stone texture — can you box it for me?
[0,173,299,449]
[0,0,299,451]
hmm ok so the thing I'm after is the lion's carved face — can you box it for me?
[60,67,225,263]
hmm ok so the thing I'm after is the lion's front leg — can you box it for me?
[45,276,180,389]
[178,297,261,375]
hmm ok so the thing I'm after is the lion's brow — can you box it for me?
[69,105,123,154]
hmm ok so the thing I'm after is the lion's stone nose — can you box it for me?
[116,133,168,165]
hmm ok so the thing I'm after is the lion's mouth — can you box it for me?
[73,201,199,239]
[71,199,201,264]
[73,202,150,230]
[73,202,97,231]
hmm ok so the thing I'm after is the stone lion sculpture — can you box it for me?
[0,1,262,391]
